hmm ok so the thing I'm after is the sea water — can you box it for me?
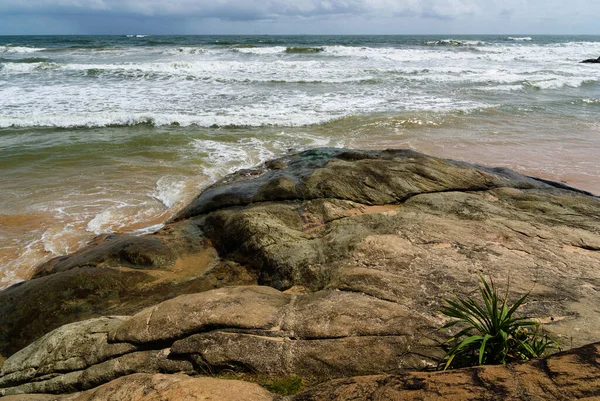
[1,35,599,287]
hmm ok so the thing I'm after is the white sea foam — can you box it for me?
[1,40,599,130]
[234,46,288,54]
[192,134,344,183]
[425,39,487,46]
[508,37,533,41]
[0,45,46,53]
[130,224,164,235]
[41,227,82,256]
[152,176,186,208]
[86,201,165,235]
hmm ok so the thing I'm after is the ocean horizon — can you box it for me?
[1,34,599,288]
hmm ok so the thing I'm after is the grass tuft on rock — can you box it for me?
[438,275,559,369]
[263,375,304,395]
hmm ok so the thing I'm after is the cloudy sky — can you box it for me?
[0,0,598,35]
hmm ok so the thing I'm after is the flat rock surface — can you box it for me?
[1,148,599,399]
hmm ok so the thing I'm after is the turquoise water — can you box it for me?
[1,35,599,287]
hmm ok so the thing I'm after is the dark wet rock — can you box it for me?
[581,56,600,63]
[174,148,551,221]
[0,223,256,358]
[292,342,600,401]
[34,235,176,277]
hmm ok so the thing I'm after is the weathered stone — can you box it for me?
[2,373,275,401]
[0,268,154,358]
[0,317,135,388]
[172,331,438,379]
[292,342,600,401]
[109,286,290,344]
[1,350,193,396]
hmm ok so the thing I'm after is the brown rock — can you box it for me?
[2,373,275,401]
[109,286,290,344]
[292,342,600,401]
[1,148,600,398]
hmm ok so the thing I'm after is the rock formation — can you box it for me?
[1,148,599,399]
[581,56,600,63]
[294,342,600,401]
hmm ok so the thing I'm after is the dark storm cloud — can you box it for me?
[0,0,480,20]
[0,0,597,34]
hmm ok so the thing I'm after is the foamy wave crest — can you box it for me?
[193,139,275,181]
[0,61,60,73]
[130,224,165,235]
[0,111,336,129]
[86,201,166,235]
[173,47,209,55]
[507,37,533,41]
[152,176,186,208]
[524,76,599,90]
[0,113,161,128]
[425,39,486,46]
[193,134,344,183]
[233,46,287,54]
[0,45,46,53]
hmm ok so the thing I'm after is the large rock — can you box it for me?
[1,148,599,398]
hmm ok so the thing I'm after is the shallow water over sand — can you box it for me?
[1,34,599,288]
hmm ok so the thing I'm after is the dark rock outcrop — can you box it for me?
[581,56,600,63]
[1,148,599,399]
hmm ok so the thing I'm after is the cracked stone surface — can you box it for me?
[1,148,599,398]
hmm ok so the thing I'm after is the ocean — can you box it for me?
[1,34,599,288]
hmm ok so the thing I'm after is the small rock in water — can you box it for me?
[581,56,600,63]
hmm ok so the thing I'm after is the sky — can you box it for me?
[0,0,598,35]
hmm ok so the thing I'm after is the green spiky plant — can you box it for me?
[439,276,558,370]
